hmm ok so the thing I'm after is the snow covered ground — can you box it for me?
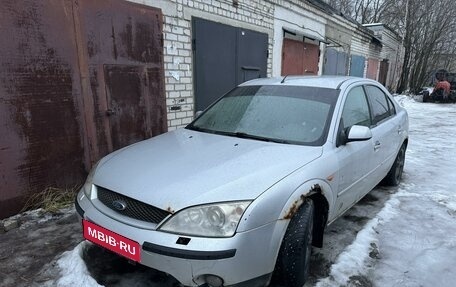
[38,96,456,287]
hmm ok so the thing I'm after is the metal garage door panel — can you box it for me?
[104,65,148,151]
[350,55,365,77]
[237,28,268,83]
[282,38,304,75]
[337,52,348,76]
[193,18,237,111]
[323,48,338,75]
[324,49,348,76]
[193,18,268,111]
[367,58,379,80]
[79,0,164,63]
[0,0,84,217]
[147,67,167,136]
[78,0,166,155]
[378,60,389,86]
[303,42,319,75]
[0,0,166,218]
[282,39,319,75]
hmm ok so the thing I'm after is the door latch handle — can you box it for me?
[374,141,381,151]
[106,108,116,116]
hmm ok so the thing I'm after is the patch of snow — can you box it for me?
[316,192,402,287]
[55,242,102,287]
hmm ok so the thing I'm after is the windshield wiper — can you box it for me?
[186,124,210,133]
[231,132,290,144]
[186,126,290,144]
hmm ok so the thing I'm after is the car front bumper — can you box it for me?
[75,190,286,287]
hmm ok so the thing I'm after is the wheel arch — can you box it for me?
[403,137,409,148]
[278,180,332,248]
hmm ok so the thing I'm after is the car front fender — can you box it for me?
[278,179,333,221]
[237,179,334,233]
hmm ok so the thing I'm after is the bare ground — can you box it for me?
[0,208,82,287]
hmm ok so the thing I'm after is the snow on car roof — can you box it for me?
[240,75,377,89]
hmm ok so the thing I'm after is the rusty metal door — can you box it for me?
[0,0,166,218]
[282,38,319,75]
[367,58,379,80]
[76,0,167,154]
[378,60,389,86]
[104,65,148,151]
[282,39,304,75]
[0,0,85,217]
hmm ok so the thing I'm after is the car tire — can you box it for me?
[383,143,406,186]
[423,92,429,102]
[274,199,314,287]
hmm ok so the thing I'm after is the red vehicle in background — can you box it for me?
[423,69,456,103]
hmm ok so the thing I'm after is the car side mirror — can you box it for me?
[346,125,372,142]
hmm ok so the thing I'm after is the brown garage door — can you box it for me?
[367,58,379,80]
[0,0,166,218]
[77,0,167,157]
[282,38,319,76]
[378,60,389,86]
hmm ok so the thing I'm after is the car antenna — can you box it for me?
[281,75,289,84]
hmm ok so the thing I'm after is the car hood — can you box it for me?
[93,129,322,212]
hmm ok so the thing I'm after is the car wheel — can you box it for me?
[423,92,429,102]
[383,143,406,186]
[274,199,314,287]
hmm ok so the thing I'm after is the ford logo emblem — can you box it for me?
[112,200,127,211]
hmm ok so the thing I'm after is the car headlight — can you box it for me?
[158,201,251,237]
[83,161,100,198]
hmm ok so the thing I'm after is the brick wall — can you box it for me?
[162,13,194,130]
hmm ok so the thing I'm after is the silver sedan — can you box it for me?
[75,76,408,287]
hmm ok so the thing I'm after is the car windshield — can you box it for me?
[187,85,339,146]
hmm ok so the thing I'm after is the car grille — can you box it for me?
[97,186,171,224]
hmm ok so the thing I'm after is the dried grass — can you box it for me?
[21,185,81,213]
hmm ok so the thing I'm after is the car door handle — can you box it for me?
[397,125,403,134]
[106,108,116,116]
[374,141,381,151]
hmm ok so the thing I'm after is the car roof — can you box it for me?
[240,76,378,89]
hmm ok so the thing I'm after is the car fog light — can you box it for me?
[205,274,223,287]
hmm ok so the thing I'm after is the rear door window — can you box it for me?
[365,85,393,125]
